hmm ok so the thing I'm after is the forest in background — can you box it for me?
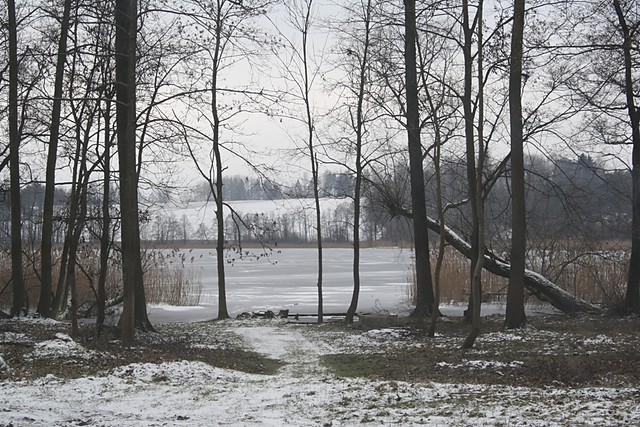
[1,155,631,246]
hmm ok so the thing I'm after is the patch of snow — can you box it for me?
[0,331,32,345]
[582,335,615,346]
[0,355,10,375]
[27,333,95,360]
[437,360,525,370]
[2,321,639,426]
[481,331,526,342]
[110,360,254,385]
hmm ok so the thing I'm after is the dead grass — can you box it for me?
[2,314,639,390]
[0,245,202,314]
[407,243,630,307]
[321,314,640,388]
[0,319,281,381]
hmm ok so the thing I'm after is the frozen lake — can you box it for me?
[146,247,559,323]
[149,247,416,322]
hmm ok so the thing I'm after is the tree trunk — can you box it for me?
[8,0,25,317]
[97,99,112,335]
[210,6,229,321]
[115,0,146,344]
[428,120,446,337]
[346,0,372,325]
[296,0,323,324]
[51,226,72,317]
[346,170,361,324]
[39,0,73,319]
[313,158,323,324]
[505,0,528,328]
[214,135,229,320]
[613,0,640,314]
[461,0,481,325]
[462,0,486,348]
[405,0,434,319]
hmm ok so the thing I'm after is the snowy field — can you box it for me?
[2,317,639,426]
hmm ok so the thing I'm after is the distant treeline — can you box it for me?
[143,154,631,245]
[184,173,356,202]
[0,154,631,246]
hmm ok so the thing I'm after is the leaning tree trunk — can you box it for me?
[424,215,601,314]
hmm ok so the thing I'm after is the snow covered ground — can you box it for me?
[2,317,639,426]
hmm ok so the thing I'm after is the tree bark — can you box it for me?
[7,0,25,317]
[613,0,640,314]
[405,0,435,318]
[345,0,373,325]
[505,0,528,328]
[115,0,149,343]
[39,0,73,319]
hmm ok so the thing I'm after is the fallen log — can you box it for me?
[425,215,603,314]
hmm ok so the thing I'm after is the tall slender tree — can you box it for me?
[405,0,434,318]
[178,0,275,320]
[505,0,527,328]
[115,0,146,343]
[7,0,25,317]
[612,0,640,314]
[334,0,377,324]
[461,0,487,348]
[270,0,326,322]
[38,0,73,318]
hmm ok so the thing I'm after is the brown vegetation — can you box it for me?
[323,314,640,388]
[407,244,630,308]
[1,314,638,389]
[0,246,202,316]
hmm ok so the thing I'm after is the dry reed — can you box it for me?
[0,245,203,314]
[406,243,630,307]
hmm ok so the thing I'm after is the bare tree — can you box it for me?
[329,0,382,323]
[37,0,73,319]
[505,0,527,328]
[176,0,275,319]
[270,0,327,323]
[612,0,640,314]
[115,0,146,343]
[7,0,25,317]
[549,0,640,313]
[405,0,435,318]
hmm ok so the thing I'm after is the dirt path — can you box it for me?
[2,319,639,426]
[234,324,333,377]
